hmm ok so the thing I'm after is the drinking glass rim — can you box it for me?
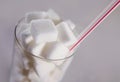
[14,17,77,61]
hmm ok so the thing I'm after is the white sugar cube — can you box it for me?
[61,57,73,72]
[18,23,30,38]
[64,20,75,30]
[25,9,61,24]
[25,12,48,23]
[35,59,55,78]
[41,42,69,60]
[19,23,33,47]
[23,57,30,70]
[30,19,58,44]
[21,34,33,48]
[28,71,41,82]
[44,69,62,82]
[47,9,61,23]
[27,42,46,57]
[22,34,33,47]
[51,68,62,80]
[56,22,77,48]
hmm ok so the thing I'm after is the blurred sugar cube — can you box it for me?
[56,22,77,48]
[25,9,61,24]
[28,71,41,82]
[34,59,55,78]
[22,34,33,48]
[30,19,58,44]
[47,9,61,24]
[45,69,62,82]
[25,12,48,23]
[41,42,69,60]
[27,42,46,57]
[18,23,29,33]
[23,57,30,70]
[61,57,73,73]
[18,23,30,39]
[64,20,75,30]
[18,23,33,47]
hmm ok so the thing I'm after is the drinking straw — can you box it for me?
[70,0,120,51]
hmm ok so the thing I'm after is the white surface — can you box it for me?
[0,0,120,82]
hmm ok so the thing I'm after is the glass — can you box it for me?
[9,0,120,82]
[9,17,77,82]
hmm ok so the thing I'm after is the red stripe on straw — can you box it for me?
[70,0,120,51]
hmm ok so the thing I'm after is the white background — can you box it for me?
[0,0,120,82]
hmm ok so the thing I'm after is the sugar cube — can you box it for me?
[47,9,61,24]
[18,23,30,38]
[44,69,62,82]
[27,42,46,57]
[20,25,33,47]
[64,20,75,30]
[30,19,58,44]
[41,42,69,60]
[56,22,77,48]
[17,23,33,48]
[28,71,41,82]
[25,12,48,23]
[34,59,55,78]
[23,56,30,70]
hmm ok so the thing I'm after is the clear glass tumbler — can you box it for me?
[9,18,77,82]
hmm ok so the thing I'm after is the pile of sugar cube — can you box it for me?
[15,9,77,82]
